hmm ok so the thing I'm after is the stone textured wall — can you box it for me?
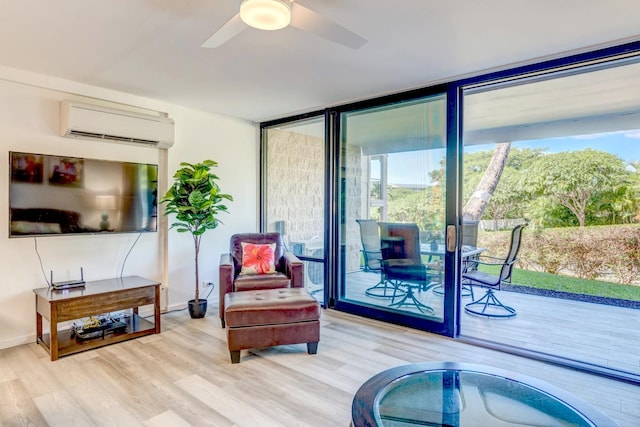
[344,145,365,272]
[265,129,364,272]
[266,129,324,243]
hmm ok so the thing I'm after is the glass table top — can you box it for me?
[352,362,617,427]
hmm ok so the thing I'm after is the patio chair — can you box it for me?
[356,219,403,298]
[379,222,434,314]
[356,219,383,273]
[462,223,526,318]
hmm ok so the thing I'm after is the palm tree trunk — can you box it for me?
[463,142,511,221]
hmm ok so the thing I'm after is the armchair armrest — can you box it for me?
[282,251,304,288]
[219,253,235,325]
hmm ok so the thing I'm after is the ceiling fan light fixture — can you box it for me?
[240,0,291,31]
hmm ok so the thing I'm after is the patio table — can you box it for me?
[419,245,485,298]
[420,243,486,259]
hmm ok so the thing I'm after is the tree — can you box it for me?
[463,147,543,222]
[387,185,445,232]
[462,142,511,220]
[527,149,630,227]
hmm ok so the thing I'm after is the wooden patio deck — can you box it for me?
[344,270,640,377]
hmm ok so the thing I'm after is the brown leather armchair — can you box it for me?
[219,232,304,327]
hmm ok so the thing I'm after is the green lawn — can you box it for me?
[480,265,640,302]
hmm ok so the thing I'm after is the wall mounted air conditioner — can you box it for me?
[60,100,175,149]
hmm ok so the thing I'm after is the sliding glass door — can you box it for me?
[258,41,640,383]
[333,93,461,334]
[460,53,640,378]
[261,115,327,305]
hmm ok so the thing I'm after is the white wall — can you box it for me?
[0,70,258,349]
[165,107,258,308]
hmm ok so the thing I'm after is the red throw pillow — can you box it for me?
[240,242,276,275]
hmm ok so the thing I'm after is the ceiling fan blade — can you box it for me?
[290,2,366,49]
[201,13,247,48]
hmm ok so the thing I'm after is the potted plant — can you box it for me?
[161,160,233,318]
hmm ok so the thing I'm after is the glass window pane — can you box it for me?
[263,116,325,303]
[461,56,640,377]
[339,94,447,322]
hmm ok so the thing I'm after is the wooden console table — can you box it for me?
[33,276,161,361]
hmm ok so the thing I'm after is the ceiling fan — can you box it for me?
[201,0,367,49]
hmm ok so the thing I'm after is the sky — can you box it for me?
[490,130,640,163]
[383,130,640,185]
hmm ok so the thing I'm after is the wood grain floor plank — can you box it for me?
[0,379,48,426]
[2,344,44,374]
[81,356,166,422]
[143,409,193,427]
[17,361,68,399]
[33,389,95,426]
[0,353,17,384]
[176,374,286,427]
[90,406,144,427]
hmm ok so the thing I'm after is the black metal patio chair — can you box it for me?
[462,223,526,318]
[378,222,435,314]
[356,219,404,299]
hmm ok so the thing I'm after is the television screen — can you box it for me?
[9,151,158,237]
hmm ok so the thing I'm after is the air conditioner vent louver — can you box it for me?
[67,130,159,146]
[60,101,174,149]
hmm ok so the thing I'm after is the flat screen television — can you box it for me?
[9,151,158,237]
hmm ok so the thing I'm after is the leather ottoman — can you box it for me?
[224,288,321,363]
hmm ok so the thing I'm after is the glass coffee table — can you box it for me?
[352,362,617,426]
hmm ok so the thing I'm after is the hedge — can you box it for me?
[477,225,640,285]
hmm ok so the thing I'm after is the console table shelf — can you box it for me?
[33,276,161,361]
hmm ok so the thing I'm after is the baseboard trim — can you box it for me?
[0,333,35,351]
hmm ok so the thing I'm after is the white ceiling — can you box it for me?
[1,0,639,123]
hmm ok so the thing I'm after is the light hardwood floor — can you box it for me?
[1,306,639,426]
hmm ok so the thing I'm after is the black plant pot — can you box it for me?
[188,299,208,318]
